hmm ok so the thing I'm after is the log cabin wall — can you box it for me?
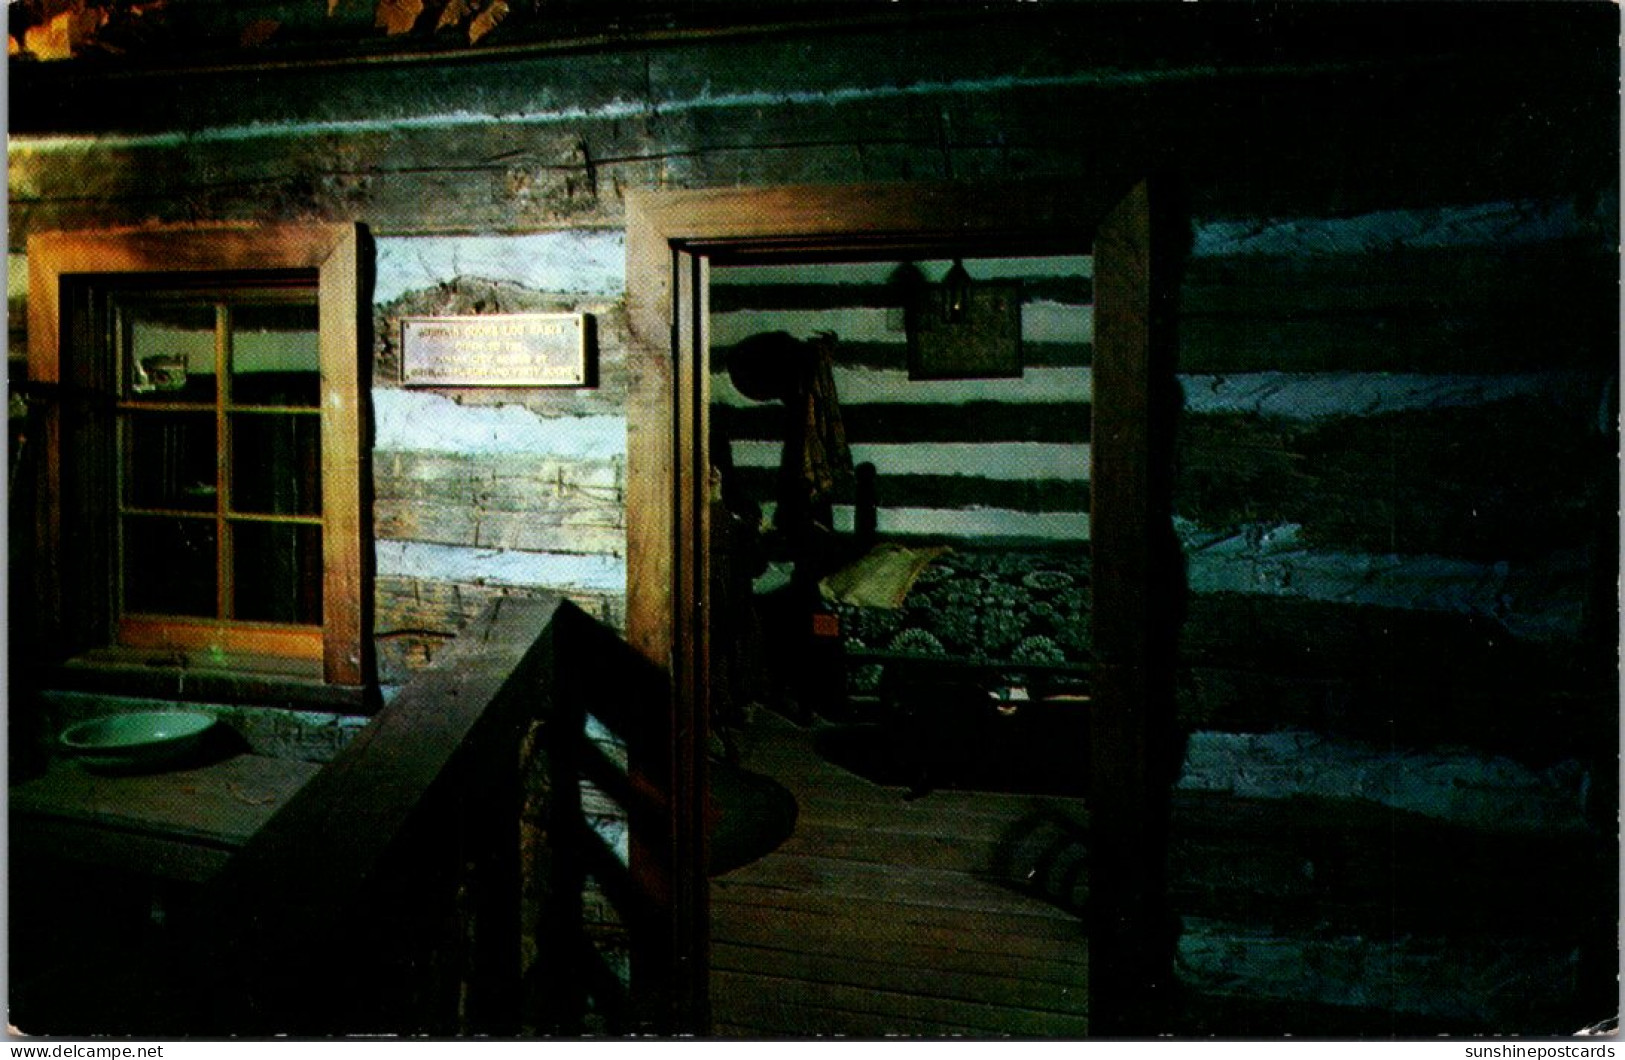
[1176,206,1617,744]
[710,256,1095,543]
[1172,199,1618,791]
[8,3,1618,1032]
[366,246,630,684]
[1167,203,1616,1026]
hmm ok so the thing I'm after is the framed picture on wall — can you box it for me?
[907,280,1023,380]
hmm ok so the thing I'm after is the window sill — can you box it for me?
[44,648,374,713]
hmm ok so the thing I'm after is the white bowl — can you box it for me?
[60,710,218,771]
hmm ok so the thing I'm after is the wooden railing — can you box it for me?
[93,595,669,1036]
[526,597,680,1035]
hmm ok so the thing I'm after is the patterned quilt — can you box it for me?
[829,545,1093,695]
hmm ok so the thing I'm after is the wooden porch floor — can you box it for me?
[708,712,1091,1038]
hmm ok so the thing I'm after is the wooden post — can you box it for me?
[1088,180,1181,1034]
[624,201,712,1034]
[669,248,713,1033]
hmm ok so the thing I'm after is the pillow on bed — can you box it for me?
[818,543,951,610]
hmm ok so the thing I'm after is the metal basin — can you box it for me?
[59,710,218,772]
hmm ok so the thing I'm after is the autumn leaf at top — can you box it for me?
[12,0,166,60]
[465,0,507,44]
[436,0,472,31]
[374,0,423,36]
[22,10,76,60]
[369,0,515,43]
[20,3,113,61]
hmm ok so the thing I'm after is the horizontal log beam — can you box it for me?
[715,401,1091,446]
[711,277,1093,312]
[373,450,623,509]
[372,449,625,555]
[9,23,1615,242]
[1176,595,1614,764]
[711,339,1089,373]
[1174,400,1612,561]
[373,574,622,682]
[1151,795,1614,1004]
[1177,306,1616,375]
[9,6,1615,131]
[731,465,1087,516]
[1182,242,1615,316]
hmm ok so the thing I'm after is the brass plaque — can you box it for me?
[400,314,589,387]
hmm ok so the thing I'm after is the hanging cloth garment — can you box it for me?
[725,330,853,540]
[785,331,853,522]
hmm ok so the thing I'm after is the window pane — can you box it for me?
[123,412,217,512]
[233,522,323,625]
[230,303,319,407]
[122,516,217,617]
[124,303,218,403]
[231,413,322,516]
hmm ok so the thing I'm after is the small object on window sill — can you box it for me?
[132,354,188,394]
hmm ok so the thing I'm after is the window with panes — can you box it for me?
[115,285,325,637]
[28,225,366,687]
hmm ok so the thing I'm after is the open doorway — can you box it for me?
[623,180,1177,1035]
[706,255,1094,770]
[701,252,1095,1035]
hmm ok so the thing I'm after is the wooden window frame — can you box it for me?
[624,178,1177,1034]
[28,224,368,689]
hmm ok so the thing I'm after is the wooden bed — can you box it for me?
[746,534,1096,797]
[818,540,1093,703]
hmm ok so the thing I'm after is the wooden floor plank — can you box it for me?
[709,710,1091,1036]
[711,941,1088,1015]
[739,715,1081,812]
[788,791,1082,838]
[719,850,1080,921]
[711,906,1088,976]
[770,821,1002,873]
[712,912,1089,981]
[712,969,1091,1038]
[711,1000,989,1038]
[736,716,1090,845]
[711,881,1088,945]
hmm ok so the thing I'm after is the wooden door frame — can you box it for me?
[625,177,1177,1034]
